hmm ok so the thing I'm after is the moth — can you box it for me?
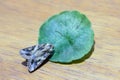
[20,43,54,72]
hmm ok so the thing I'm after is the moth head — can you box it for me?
[41,43,54,52]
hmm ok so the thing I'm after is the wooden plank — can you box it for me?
[0,0,120,80]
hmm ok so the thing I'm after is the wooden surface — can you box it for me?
[0,0,120,80]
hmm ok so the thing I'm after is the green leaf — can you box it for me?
[38,11,94,63]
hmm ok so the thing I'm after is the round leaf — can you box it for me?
[38,11,94,63]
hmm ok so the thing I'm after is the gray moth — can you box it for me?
[19,43,54,72]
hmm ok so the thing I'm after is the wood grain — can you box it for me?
[0,0,120,80]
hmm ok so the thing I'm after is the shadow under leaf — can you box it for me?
[70,41,95,64]
[52,41,95,64]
